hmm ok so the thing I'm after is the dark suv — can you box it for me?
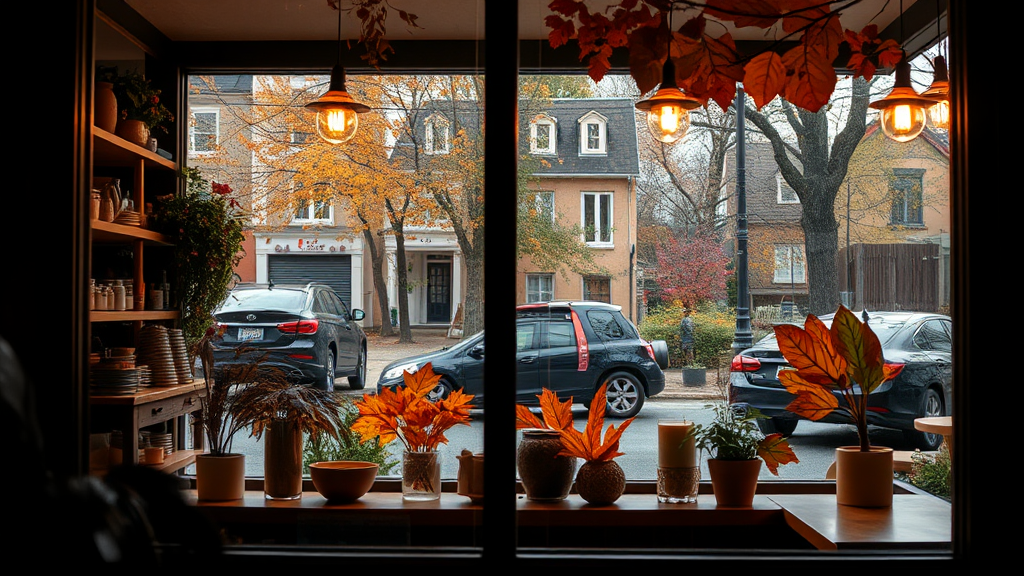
[210,282,367,392]
[376,301,669,418]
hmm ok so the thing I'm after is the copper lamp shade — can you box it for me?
[869,59,935,143]
[635,58,702,144]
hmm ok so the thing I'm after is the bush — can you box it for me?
[639,302,739,368]
[895,444,951,500]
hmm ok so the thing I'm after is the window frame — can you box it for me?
[530,114,557,155]
[777,172,799,204]
[773,245,806,284]
[189,106,220,154]
[578,111,607,155]
[425,112,451,155]
[292,195,333,225]
[526,272,554,303]
[581,191,613,247]
[890,168,925,226]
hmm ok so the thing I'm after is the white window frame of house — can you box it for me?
[424,113,450,155]
[292,195,333,225]
[774,245,806,283]
[534,190,555,223]
[581,191,613,247]
[189,107,220,154]
[526,273,554,303]
[530,114,557,155]
[890,168,925,226]
[777,173,799,204]
[578,111,607,155]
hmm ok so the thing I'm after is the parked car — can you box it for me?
[728,309,952,450]
[376,301,669,418]
[210,282,367,392]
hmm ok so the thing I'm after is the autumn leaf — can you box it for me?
[780,369,840,420]
[516,405,547,429]
[550,384,635,462]
[775,319,847,385]
[538,388,576,431]
[781,44,837,113]
[758,432,800,475]
[744,51,787,110]
[402,361,441,398]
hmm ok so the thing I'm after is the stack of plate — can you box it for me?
[148,432,174,455]
[168,328,193,384]
[114,209,141,226]
[136,325,178,386]
[89,365,140,395]
[137,364,152,388]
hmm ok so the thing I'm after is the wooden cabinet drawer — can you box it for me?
[138,389,202,428]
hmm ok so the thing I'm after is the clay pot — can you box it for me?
[517,429,577,502]
[574,460,625,505]
[95,81,118,133]
[195,452,246,501]
[835,446,894,507]
[116,118,151,148]
[708,458,761,507]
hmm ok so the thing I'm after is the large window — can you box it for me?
[774,245,806,283]
[891,168,924,226]
[582,191,613,246]
[526,273,553,302]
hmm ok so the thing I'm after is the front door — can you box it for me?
[427,262,451,323]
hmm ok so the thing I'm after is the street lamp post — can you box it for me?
[732,86,753,355]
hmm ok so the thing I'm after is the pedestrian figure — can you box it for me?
[679,308,695,366]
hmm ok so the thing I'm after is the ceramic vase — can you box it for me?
[517,429,577,502]
[264,421,303,500]
[574,460,626,505]
[195,452,246,501]
[402,450,441,501]
[835,446,894,507]
[708,458,761,507]
[95,81,118,133]
[116,118,151,148]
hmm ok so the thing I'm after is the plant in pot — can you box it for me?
[516,384,634,505]
[773,304,905,507]
[97,66,174,148]
[230,365,349,501]
[352,362,476,501]
[691,403,798,507]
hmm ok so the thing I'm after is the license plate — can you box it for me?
[237,327,263,341]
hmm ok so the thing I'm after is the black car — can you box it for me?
[376,301,669,418]
[728,310,952,450]
[210,282,367,392]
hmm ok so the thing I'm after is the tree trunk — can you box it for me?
[394,232,414,343]
[462,241,484,336]
[362,227,395,337]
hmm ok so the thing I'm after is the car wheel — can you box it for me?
[757,417,798,437]
[903,388,944,451]
[602,371,644,418]
[426,377,454,403]
[348,346,367,390]
[321,352,335,393]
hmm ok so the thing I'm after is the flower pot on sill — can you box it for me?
[835,445,894,507]
[195,452,246,501]
[574,459,626,505]
[708,458,761,507]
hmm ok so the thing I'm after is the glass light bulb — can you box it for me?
[646,103,689,143]
[315,106,359,144]
[928,100,950,130]
[880,103,926,143]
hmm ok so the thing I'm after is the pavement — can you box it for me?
[341,327,726,402]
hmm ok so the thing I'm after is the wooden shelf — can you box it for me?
[91,219,172,244]
[93,126,175,170]
[90,309,179,322]
[147,449,198,473]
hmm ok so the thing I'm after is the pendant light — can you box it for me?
[305,5,370,145]
[868,0,935,143]
[635,12,701,144]
[921,1,950,130]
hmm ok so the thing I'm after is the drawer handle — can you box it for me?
[185,397,195,406]
[151,406,164,416]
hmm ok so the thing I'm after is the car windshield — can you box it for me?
[217,289,307,312]
[443,331,483,353]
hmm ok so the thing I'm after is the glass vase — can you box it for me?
[264,421,303,501]
[402,450,441,501]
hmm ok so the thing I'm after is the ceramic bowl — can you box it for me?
[309,461,379,502]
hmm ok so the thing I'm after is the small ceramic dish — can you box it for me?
[309,461,379,502]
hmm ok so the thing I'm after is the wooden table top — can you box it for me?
[914,416,952,435]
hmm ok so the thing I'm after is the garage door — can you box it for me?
[268,254,352,308]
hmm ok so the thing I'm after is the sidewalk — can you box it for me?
[351,327,725,402]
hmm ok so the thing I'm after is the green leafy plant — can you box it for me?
[692,403,798,475]
[153,167,246,356]
[774,305,904,452]
[302,399,399,475]
[97,66,175,134]
[897,445,951,500]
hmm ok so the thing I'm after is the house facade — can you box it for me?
[722,126,950,317]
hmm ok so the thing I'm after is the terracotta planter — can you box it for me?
[574,460,626,505]
[95,81,118,133]
[195,452,245,501]
[116,118,151,148]
[835,445,894,507]
[264,422,303,500]
[517,429,577,502]
[708,458,761,507]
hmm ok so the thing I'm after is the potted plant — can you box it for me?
[352,363,476,501]
[516,384,634,505]
[773,304,905,507]
[692,403,798,507]
[97,66,174,147]
[230,368,349,501]
[155,167,246,369]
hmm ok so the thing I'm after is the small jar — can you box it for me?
[112,280,126,311]
[90,191,101,220]
[95,286,108,311]
[105,286,115,310]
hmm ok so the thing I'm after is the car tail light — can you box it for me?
[277,319,319,334]
[730,354,761,372]
[288,353,315,360]
[642,341,656,361]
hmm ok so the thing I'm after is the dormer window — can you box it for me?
[578,111,607,155]
[530,114,557,155]
[425,113,450,155]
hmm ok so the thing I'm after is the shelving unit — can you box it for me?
[90,124,202,472]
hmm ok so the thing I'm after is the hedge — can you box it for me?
[638,302,771,368]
